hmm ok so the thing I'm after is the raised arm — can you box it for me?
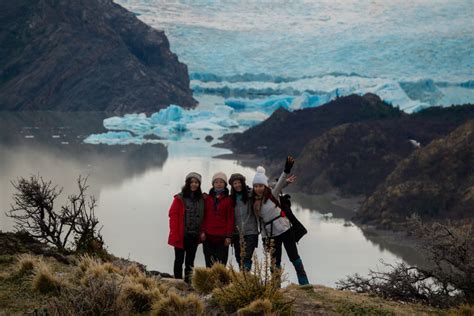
[271,156,295,198]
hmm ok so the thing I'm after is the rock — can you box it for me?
[0,0,197,112]
[205,135,214,142]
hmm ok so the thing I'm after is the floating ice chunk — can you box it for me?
[104,113,153,134]
[235,111,269,126]
[225,95,294,113]
[187,121,226,131]
[210,117,239,128]
[171,122,188,132]
[84,131,148,145]
[150,104,184,124]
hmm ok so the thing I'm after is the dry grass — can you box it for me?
[289,284,445,315]
[211,253,292,314]
[32,261,62,294]
[237,298,275,316]
[126,263,143,277]
[192,262,232,294]
[15,253,38,277]
[118,282,162,313]
[447,304,474,316]
[151,292,204,316]
[48,272,132,315]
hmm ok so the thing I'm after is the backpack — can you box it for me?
[267,193,308,243]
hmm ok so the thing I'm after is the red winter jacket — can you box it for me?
[202,190,234,240]
[168,194,204,249]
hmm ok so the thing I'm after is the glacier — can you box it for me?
[91,0,473,147]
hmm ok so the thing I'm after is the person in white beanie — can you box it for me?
[251,156,309,285]
[201,171,234,267]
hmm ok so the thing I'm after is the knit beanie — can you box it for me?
[229,173,246,185]
[212,171,228,184]
[252,166,268,186]
[185,172,202,183]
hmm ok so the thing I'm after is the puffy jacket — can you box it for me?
[202,189,234,239]
[168,194,204,249]
[256,172,292,238]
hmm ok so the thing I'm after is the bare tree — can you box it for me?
[6,175,103,254]
[337,218,473,308]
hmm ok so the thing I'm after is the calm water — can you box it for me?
[0,111,426,286]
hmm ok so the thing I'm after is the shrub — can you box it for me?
[212,254,292,314]
[32,262,62,294]
[237,298,274,316]
[119,282,162,313]
[192,263,232,294]
[126,263,143,277]
[151,292,204,316]
[48,273,132,315]
[14,253,38,277]
[337,219,474,307]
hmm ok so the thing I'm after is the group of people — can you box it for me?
[167,156,309,285]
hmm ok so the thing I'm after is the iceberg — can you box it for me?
[150,105,184,124]
[84,131,155,145]
[84,103,245,145]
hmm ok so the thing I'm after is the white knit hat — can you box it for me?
[252,166,268,186]
[212,171,228,184]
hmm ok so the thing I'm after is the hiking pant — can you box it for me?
[174,234,199,283]
[264,227,309,285]
[203,239,229,268]
[232,234,259,271]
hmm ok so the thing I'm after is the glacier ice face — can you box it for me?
[115,0,472,113]
[86,1,473,147]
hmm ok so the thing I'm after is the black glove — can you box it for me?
[284,156,295,174]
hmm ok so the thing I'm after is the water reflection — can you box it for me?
[0,111,426,286]
[0,112,168,231]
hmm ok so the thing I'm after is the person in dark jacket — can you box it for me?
[168,172,205,283]
[229,173,259,271]
[201,172,234,267]
[251,157,309,285]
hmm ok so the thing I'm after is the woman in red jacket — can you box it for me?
[168,172,205,283]
[200,172,234,267]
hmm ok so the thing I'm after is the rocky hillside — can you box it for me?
[0,0,196,112]
[357,120,474,225]
[222,94,474,198]
[221,93,403,158]
[0,231,449,315]
[294,104,474,196]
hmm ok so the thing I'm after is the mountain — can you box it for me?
[221,93,403,158]
[357,120,474,225]
[293,104,474,195]
[222,93,474,197]
[0,0,196,112]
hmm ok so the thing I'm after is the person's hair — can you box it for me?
[181,178,202,199]
[251,185,272,203]
[230,180,249,205]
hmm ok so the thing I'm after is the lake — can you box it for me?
[0,111,425,286]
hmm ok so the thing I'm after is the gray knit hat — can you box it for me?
[185,172,202,183]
